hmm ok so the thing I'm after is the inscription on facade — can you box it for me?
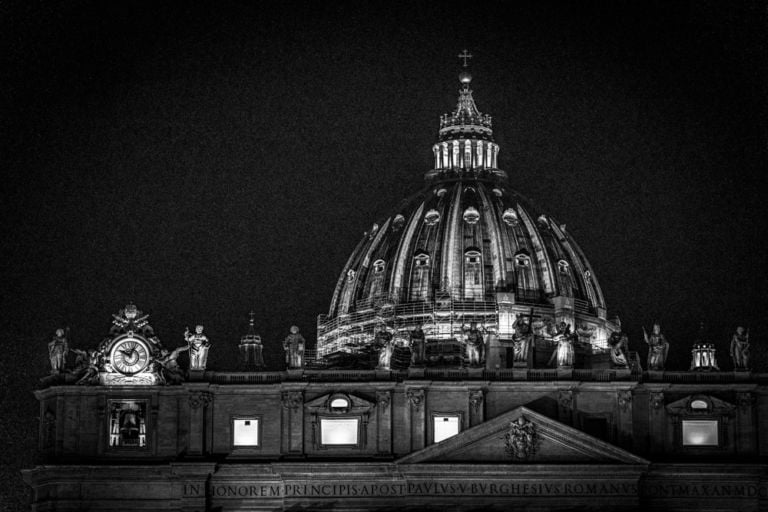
[200,480,639,499]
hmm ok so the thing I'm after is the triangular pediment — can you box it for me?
[397,406,648,465]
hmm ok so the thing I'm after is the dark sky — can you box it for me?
[1,1,767,508]
[3,1,768,369]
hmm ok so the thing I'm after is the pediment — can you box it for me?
[304,391,374,414]
[665,394,735,416]
[397,406,648,465]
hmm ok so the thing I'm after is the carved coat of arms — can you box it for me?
[503,416,538,460]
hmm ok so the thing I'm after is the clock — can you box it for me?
[109,336,151,375]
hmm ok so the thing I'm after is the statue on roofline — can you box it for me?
[643,323,669,371]
[730,326,750,371]
[511,312,534,365]
[548,321,575,368]
[48,328,69,374]
[607,330,629,369]
[184,324,210,370]
[462,322,486,367]
[409,325,426,366]
[374,322,395,369]
[284,325,306,369]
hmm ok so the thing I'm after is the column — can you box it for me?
[187,390,212,456]
[376,391,392,455]
[469,389,484,427]
[281,391,304,455]
[736,392,756,454]
[406,388,426,452]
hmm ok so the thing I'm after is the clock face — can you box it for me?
[110,337,150,375]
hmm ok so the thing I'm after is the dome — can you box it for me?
[317,70,616,362]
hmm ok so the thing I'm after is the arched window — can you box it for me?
[558,260,570,274]
[424,209,440,226]
[373,260,386,274]
[410,252,431,301]
[515,254,531,268]
[502,208,518,226]
[347,269,356,282]
[463,206,480,225]
[464,250,483,300]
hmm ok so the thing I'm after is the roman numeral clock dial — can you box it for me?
[110,337,150,375]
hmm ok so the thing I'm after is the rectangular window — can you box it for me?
[233,418,260,447]
[682,420,718,446]
[433,414,460,443]
[108,400,147,448]
[320,418,359,446]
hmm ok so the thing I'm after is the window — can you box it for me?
[414,253,430,267]
[433,414,461,443]
[347,269,356,282]
[424,209,441,226]
[108,400,147,448]
[330,397,350,411]
[690,399,709,410]
[463,206,480,225]
[515,254,531,268]
[558,260,570,274]
[373,259,385,274]
[232,417,260,447]
[320,418,359,446]
[464,250,483,299]
[502,208,518,226]
[682,420,718,446]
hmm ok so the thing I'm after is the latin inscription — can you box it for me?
[200,481,639,499]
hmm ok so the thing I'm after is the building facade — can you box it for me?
[23,68,767,511]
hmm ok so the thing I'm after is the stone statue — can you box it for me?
[374,324,395,370]
[48,328,69,374]
[409,326,426,366]
[607,331,629,369]
[730,326,750,370]
[511,315,533,365]
[184,325,210,370]
[283,325,306,369]
[76,350,102,386]
[643,323,669,371]
[462,322,486,367]
[548,322,574,368]
[155,346,189,385]
[110,303,156,340]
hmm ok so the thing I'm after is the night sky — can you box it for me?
[2,1,767,508]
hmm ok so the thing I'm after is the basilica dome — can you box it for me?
[317,71,616,362]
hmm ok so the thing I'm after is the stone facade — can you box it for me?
[23,370,768,511]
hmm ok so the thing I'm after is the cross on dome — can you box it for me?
[458,49,473,67]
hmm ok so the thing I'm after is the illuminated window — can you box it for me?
[464,250,483,299]
[463,206,480,225]
[108,401,147,448]
[433,414,461,443]
[682,420,718,446]
[502,208,518,226]
[373,260,385,274]
[320,418,359,446]
[330,397,349,410]
[232,417,260,447]
[690,400,709,410]
[424,209,441,226]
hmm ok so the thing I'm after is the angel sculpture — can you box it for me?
[155,346,189,385]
